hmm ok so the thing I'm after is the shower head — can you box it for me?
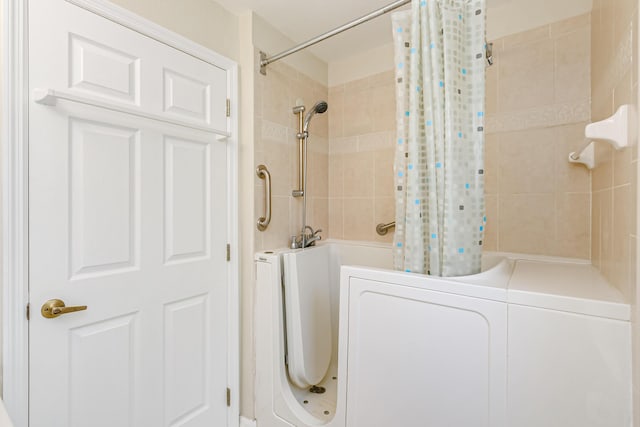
[303,100,328,133]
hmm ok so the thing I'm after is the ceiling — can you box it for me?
[214,0,591,63]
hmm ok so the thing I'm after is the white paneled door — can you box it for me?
[28,0,231,426]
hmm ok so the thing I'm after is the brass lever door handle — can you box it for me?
[41,299,88,318]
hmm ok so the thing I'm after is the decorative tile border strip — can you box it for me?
[485,100,591,134]
[261,119,289,143]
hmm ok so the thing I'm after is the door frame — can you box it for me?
[1,1,240,426]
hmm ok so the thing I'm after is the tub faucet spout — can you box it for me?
[301,226,322,248]
[304,233,322,247]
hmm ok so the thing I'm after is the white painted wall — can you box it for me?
[0,0,4,400]
[237,11,257,420]
[252,14,328,86]
[109,0,240,61]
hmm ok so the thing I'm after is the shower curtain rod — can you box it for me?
[259,0,411,75]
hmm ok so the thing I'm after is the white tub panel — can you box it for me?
[508,260,630,320]
[343,275,507,427]
[508,304,631,427]
[282,246,333,388]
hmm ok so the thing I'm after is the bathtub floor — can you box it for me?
[291,361,338,419]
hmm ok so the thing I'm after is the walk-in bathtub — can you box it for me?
[254,240,631,427]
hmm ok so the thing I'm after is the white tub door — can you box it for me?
[341,272,507,427]
[27,1,230,426]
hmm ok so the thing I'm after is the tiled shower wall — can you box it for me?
[327,72,397,243]
[589,1,639,422]
[484,14,592,258]
[254,56,329,251]
[328,14,592,260]
[590,0,638,299]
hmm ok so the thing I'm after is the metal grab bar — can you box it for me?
[256,165,271,231]
[376,221,395,236]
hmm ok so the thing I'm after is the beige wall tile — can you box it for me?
[369,70,395,87]
[328,86,345,138]
[614,69,633,110]
[499,194,555,255]
[330,136,358,154]
[484,134,499,194]
[309,111,329,140]
[358,132,394,152]
[613,0,635,49]
[555,192,591,259]
[484,194,498,252]
[498,128,556,194]
[328,153,344,198]
[343,198,374,241]
[374,149,395,199]
[262,69,295,127]
[371,82,396,133]
[592,190,602,268]
[632,160,638,236]
[257,62,329,252]
[308,197,329,237]
[590,0,638,326]
[502,25,549,49]
[596,0,615,63]
[485,62,498,115]
[554,27,591,104]
[262,144,291,197]
[612,185,632,297]
[614,147,632,187]
[343,86,373,137]
[290,197,308,239]
[592,144,614,191]
[555,123,592,193]
[633,10,639,89]
[344,75,371,92]
[591,86,614,122]
[599,188,614,281]
[328,198,344,239]
[343,151,374,197]
[549,13,591,37]
[499,38,555,112]
[308,152,328,198]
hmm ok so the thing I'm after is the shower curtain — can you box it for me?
[392,0,486,277]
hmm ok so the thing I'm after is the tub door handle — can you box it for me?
[257,165,271,231]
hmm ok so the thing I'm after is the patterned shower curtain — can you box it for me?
[392,0,486,277]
